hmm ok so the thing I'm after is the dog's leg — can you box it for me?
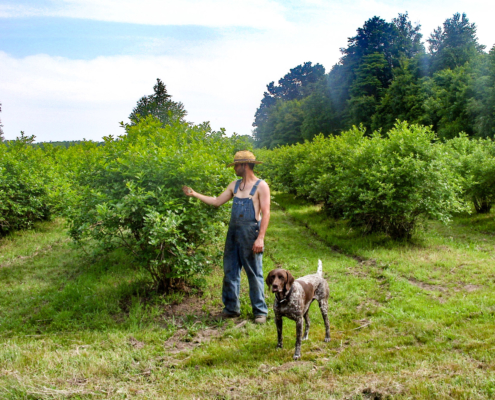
[275,314,283,348]
[293,316,304,360]
[318,299,331,342]
[302,310,310,340]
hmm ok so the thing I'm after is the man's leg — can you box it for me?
[222,228,242,315]
[239,225,268,317]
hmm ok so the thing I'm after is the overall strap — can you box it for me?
[249,179,262,197]
[233,179,242,195]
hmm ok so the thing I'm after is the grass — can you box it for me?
[1,196,495,399]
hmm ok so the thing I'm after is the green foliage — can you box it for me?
[262,122,470,239]
[128,78,187,126]
[300,78,337,140]
[421,66,472,139]
[467,47,495,138]
[372,57,425,132]
[257,140,308,194]
[446,134,495,213]
[253,62,325,147]
[253,12,492,147]
[0,132,69,235]
[326,122,468,238]
[67,116,241,292]
[427,13,485,72]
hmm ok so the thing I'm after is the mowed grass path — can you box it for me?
[1,195,495,399]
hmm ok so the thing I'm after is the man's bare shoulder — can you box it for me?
[226,180,238,192]
[258,180,270,192]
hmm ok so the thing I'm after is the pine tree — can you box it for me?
[129,79,186,126]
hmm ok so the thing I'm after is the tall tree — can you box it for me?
[253,62,325,134]
[348,52,393,130]
[467,47,495,137]
[392,12,424,59]
[421,66,472,139]
[427,13,485,72]
[331,13,423,131]
[372,56,425,132]
[301,77,337,140]
[129,79,186,126]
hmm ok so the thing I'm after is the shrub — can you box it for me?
[446,134,495,213]
[297,127,366,208]
[0,133,67,235]
[68,116,241,292]
[325,122,468,239]
[256,142,309,194]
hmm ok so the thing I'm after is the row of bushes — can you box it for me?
[1,117,250,291]
[0,133,71,235]
[66,117,249,291]
[257,121,495,239]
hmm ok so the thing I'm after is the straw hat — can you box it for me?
[227,150,263,167]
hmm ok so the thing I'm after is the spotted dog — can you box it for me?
[265,260,331,360]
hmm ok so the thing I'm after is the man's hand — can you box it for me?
[182,186,195,197]
[253,237,264,253]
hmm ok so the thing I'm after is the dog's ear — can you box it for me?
[285,271,295,292]
[265,270,274,287]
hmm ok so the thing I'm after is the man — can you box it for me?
[182,150,270,324]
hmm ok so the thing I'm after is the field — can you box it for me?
[1,193,495,399]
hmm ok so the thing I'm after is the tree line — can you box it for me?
[253,13,495,148]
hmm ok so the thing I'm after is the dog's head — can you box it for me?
[266,269,294,294]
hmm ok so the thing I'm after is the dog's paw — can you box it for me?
[276,343,283,349]
[302,335,309,341]
[293,354,301,360]
[324,337,331,342]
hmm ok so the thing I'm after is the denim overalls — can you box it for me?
[222,179,268,317]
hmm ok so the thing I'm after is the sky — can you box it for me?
[1,0,494,142]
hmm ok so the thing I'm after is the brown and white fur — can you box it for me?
[266,260,331,360]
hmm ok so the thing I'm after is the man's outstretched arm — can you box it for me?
[252,181,270,253]
[182,182,234,207]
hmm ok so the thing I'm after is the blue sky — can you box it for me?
[1,0,494,141]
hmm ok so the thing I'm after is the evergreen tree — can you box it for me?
[372,56,425,132]
[467,47,495,137]
[301,77,337,140]
[253,62,325,144]
[421,66,472,139]
[129,79,186,126]
[427,13,485,72]
[348,52,393,130]
[331,13,422,131]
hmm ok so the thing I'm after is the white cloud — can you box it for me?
[1,0,494,142]
[0,0,290,29]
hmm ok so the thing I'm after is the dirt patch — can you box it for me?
[460,284,483,292]
[408,278,448,292]
[346,267,369,279]
[356,299,382,312]
[161,294,214,319]
[128,336,145,349]
[408,278,483,294]
[163,328,219,354]
[353,375,404,399]
[163,320,247,355]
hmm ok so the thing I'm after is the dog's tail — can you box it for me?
[317,259,323,277]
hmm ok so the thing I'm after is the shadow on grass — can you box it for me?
[0,239,157,336]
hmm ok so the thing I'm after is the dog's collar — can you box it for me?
[275,286,293,305]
